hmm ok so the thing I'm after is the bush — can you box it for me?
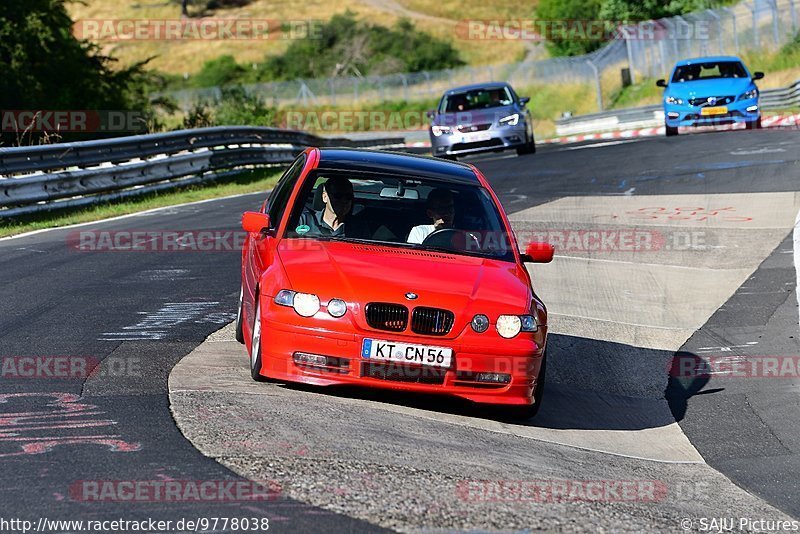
[259,12,464,81]
[192,55,246,88]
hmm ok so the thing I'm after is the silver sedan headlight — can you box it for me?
[499,113,519,126]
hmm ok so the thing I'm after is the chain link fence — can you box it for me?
[156,0,798,113]
[627,0,799,82]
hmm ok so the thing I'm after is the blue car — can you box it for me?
[656,56,764,136]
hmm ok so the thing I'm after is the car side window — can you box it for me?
[267,154,306,227]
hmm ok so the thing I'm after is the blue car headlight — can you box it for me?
[665,96,684,105]
[739,88,758,100]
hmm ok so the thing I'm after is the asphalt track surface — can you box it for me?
[1,127,799,532]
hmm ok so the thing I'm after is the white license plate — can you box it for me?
[459,131,491,143]
[361,339,453,368]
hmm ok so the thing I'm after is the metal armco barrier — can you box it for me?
[555,79,800,137]
[0,127,404,217]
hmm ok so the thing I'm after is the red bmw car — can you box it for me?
[237,148,553,418]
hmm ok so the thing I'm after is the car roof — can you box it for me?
[316,148,480,185]
[443,81,511,95]
[674,56,744,66]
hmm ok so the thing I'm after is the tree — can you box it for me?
[0,0,152,143]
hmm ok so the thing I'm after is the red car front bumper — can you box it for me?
[247,299,546,406]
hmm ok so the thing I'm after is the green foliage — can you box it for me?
[538,0,724,57]
[598,0,707,21]
[183,87,277,128]
[535,0,603,56]
[0,0,153,143]
[192,55,246,87]
[741,31,800,73]
[214,87,277,126]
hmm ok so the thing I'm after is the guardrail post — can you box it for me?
[790,0,798,31]
[586,59,603,112]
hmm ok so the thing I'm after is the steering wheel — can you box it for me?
[421,228,481,251]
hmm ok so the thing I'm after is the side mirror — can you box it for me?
[752,71,764,80]
[242,211,271,233]
[656,79,667,88]
[426,109,436,119]
[519,96,530,106]
[521,242,554,264]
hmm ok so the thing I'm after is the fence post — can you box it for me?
[706,9,724,54]
[768,0,780,45]
[329,79,336,107]
[401,74,409,101]
[790,0,798,32]
[586,60,603,112]
[625,33,637,84]
[724,7,740,53]
[751,1,760,49]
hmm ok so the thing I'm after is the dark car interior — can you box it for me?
[284,173,511,258]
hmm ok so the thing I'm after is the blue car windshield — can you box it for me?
[671,61,747,82]
[440,87,514,113]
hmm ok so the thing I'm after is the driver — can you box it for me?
[407,188,455,244]
[298,176,363,237]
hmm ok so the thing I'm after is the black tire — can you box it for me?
[665,123,678,137]
[249,296,268,382]
[746,117,762,130]
[516,131,536,155]
[235,286,245,344]
[504,351,547,421]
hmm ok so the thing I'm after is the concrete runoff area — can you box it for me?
[170,327,790,532]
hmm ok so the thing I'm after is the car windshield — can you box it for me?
[440,87,514,113]
[283,170,516,261]
[671,61,748,82]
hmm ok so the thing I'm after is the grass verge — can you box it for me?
[0,168,281,239]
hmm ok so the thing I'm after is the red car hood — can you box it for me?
[277,240,531,322]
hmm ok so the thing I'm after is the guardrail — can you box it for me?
[0,127,404,218]
[555,79,800,136]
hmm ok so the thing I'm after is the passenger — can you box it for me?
[407,188,455,244]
